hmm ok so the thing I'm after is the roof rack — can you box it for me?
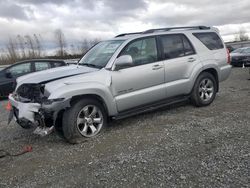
[115,32,142,38]
[143,26,210,34]
[115,26,210,37]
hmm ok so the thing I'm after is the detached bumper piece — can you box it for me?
[12,106,55,136]
[33,126,54,137]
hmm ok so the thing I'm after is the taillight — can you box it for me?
[227,48,231,64]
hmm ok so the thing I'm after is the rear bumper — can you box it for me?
[219,64,232,82]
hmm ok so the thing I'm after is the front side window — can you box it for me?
[78,40,124,68]
[193,32,224,50]
[35,62,51,71]
[120,37,158,66]
[7,63,31,76]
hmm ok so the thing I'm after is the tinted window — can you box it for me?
[8,63,31,76]
[242,48,250,53]
[193,32,224,50]
[120,37,158,66]
[183,36,195,55]
[53,62,64,67]
[160,34,195,60]
[35,62,51,71]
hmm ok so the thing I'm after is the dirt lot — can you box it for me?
[0,68,249,188]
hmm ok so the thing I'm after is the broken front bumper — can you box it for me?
[8,94,70,130]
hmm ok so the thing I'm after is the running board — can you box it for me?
[113,96,190,120]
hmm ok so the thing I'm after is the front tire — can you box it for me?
[191,72,217,107]
[62,98,107,144]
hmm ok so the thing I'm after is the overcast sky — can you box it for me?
[0,0,250,52]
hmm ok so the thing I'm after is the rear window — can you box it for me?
[193,32,224,50]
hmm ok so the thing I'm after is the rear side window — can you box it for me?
[160,34,195,60]
[53,62,65,67]
[35,62,51,71]
[193,32,224,50]
[8,63,31,76]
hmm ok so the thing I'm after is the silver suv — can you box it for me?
[8,26,231,143]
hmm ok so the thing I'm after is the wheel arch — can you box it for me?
[201,68,219,92]
[70,94,109,116]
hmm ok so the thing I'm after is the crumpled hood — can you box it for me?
[44,69,111,96]
[16,65,98,87]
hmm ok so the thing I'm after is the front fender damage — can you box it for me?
[9,94,71,136]
[33,99,71,136]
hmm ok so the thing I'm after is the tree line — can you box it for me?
[0,29,100,65]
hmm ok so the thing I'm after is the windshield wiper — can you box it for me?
[80,63,103,69]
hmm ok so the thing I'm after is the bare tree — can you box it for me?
[6,37,18,62]
[81,39,90,53]
[34,34,42,58]
[25,35,36,58]
[54,29,67,57]
[17,35,26,59]
[90,38,100,47]
[234,28,249,41]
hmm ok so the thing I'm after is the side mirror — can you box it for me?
[5,72,12,78]
[114,55,133,70]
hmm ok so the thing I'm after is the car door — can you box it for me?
[2,62,32,95]
[110,37,165,112]
[159,34,199,97]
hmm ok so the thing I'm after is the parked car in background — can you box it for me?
[0,65,8,71]
[0,59,66,97]
[230,47,250,67]
[64,59,79,65]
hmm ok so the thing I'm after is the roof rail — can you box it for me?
[115,26,210,38]
[143,26,210,34]
[115,32,142,38]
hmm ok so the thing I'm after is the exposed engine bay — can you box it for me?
[15,83,47,103]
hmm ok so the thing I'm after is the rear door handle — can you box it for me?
[188,57,196,62]
[152,64,163,70]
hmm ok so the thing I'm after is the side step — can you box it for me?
[113,96,190,120]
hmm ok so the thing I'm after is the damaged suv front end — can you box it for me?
[9,83,70,136]
[8,64,101,136]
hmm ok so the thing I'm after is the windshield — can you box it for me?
[78,40,124,68]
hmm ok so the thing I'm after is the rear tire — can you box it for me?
[191,72,217,107]
[62,98,107,144]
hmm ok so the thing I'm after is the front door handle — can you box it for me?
[188,57,196,62]
[152,64,163,70]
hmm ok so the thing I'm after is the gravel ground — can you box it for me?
[0,68,249,188]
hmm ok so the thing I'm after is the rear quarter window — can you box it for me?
[53,62,65,67]
[193,32,224,50]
